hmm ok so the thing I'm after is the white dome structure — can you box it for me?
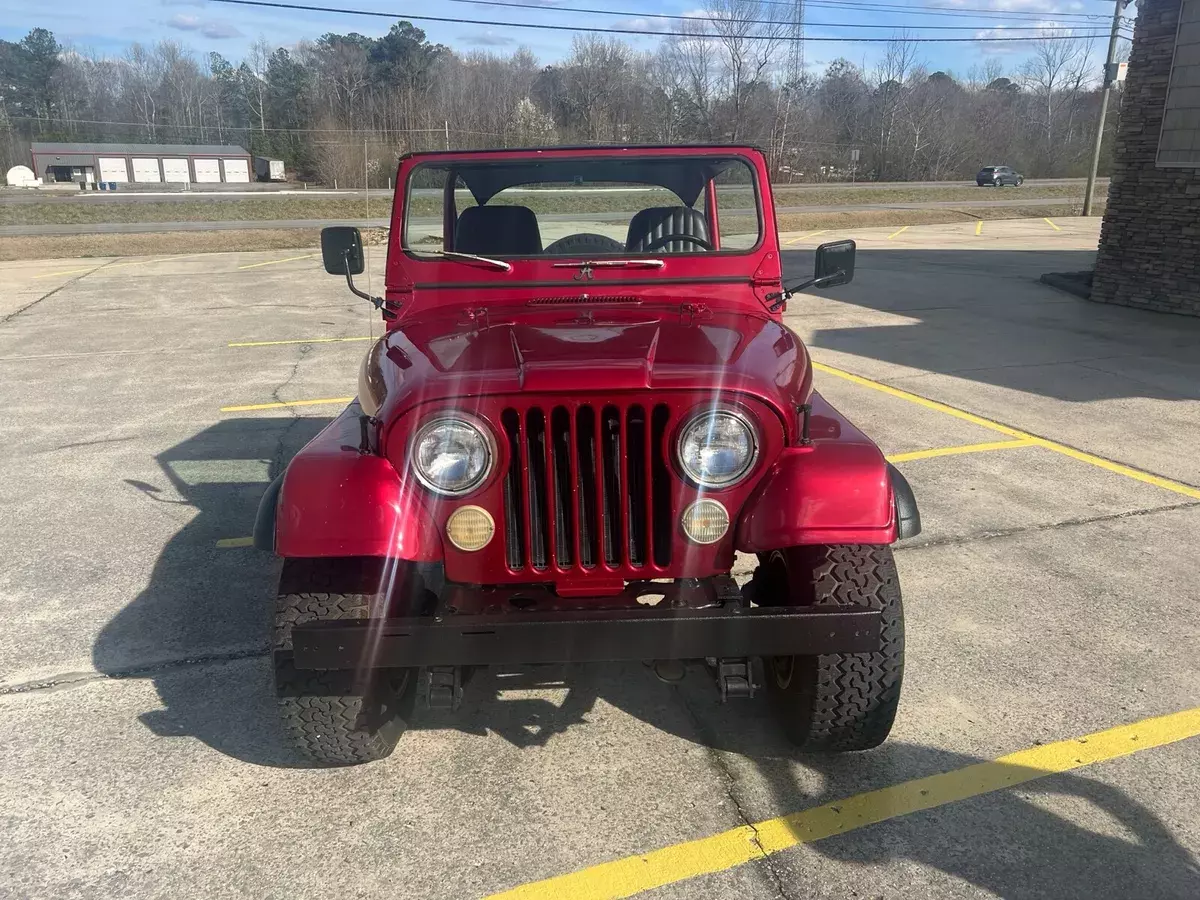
[5,165,39,187]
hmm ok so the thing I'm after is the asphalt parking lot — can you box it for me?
[1,217,1198,900]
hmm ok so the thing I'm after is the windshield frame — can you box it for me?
[398,152,765,265]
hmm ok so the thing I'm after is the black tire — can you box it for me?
[273,559,419,766]
[751,545,904,751]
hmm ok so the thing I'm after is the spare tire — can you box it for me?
[543,232,626,255]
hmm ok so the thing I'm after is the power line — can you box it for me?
[8,115,504,135]
[438,0,1115,29]
[210,0,1113,41]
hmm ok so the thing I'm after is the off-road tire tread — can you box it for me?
[274,563,413,767]
[767,545,904,751]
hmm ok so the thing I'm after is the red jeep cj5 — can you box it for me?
[255,144,921,766]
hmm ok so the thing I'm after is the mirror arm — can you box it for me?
[342,249,397,320]
[767,268,846,312]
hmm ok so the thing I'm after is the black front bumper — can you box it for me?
[291,605,881,669]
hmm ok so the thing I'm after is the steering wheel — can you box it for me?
[641,233,715,253]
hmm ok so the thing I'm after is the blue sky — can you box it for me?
[1,0,1128,77]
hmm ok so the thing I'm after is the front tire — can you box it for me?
[752,545,904,751]
[273,559,419,766]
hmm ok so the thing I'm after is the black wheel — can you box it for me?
[750,545,904,751]
[273,559,420,766]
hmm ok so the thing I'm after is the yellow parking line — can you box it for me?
[975,220,983,236]
[886,438,1035,463]
[33,253,206,279]
[812,361,1200,501]
[220,396,354,412]
[215,537,254,548]
[486,706,1200,900]
[32,265,97,279]
[237,253,320,270]
[228,336,373,348]
[1044,217,1062,231]
[785,230,827,245]
[887,225,909,240]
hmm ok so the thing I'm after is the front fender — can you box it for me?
[736,444,896,549]
[273,404,442,561]
[735,391,899,549]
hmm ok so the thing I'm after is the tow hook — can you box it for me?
[715,658,757,701]
[425,666,464,710]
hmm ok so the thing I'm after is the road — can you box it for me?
[0,177,1103,205]
[1,217,1198,900]
[0,197,1083,237]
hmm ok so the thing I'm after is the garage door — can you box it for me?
[193,158,221,183]
[222,158,250,183]
[131,158,161,182]
[162,159,190,182]
[98,157,129,182]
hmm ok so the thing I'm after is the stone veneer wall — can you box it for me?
[1093,0,1200,316]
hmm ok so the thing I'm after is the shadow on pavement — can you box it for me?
[781,247,1200,404]
[499,669,1200,900]
[92,416,332,768]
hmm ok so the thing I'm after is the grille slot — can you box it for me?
[501,401,671,573]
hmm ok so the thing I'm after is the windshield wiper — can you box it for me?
[413,249,512,272]
[552,259,665,270]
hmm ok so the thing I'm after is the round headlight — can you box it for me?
[677,409,757,488]
[411,415,493,496]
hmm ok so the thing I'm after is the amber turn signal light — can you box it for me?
[680,499,730,545]
[446,506,495,552]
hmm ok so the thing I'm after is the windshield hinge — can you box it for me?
[679,302,712,326]
[457,307,489,330]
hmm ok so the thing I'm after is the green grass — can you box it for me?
[1,182,1089,227]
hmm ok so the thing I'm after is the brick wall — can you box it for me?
[1093,0,1200,316]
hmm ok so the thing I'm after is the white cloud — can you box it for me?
[613,17,670,34]
[165,12,242,39]
[937,0,1082,12]
[461,29,516,46]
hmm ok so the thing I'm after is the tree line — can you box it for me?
[0,0,1117,187]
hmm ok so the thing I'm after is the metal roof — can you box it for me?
[31,142,250,156]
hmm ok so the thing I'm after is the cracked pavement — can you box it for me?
[1,219,1199,900]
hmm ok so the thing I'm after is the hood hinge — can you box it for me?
[679,302,712,326]
[457,306,489,331]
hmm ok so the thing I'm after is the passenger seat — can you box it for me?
[454,205,542,255]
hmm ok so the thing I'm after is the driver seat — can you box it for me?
[625,206,710,253]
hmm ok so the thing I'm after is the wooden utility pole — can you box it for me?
[1084,0,1127,216]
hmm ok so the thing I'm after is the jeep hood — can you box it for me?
[362,308,811,427]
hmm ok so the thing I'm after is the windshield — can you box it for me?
[403,155,762,261]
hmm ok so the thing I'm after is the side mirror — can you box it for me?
[768,238,857,312]
[320,226,395,320]
[321,226,364,276]
[813,239,855,286]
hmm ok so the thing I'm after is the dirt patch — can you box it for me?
[0,207,1098,261]
[0,229,322,261]
[768,202,1103,234]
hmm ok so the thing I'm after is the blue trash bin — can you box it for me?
[99,182,108,191]
[108,182,117,191]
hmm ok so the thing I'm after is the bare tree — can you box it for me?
[1020,31,1096,174]
[705,0,788,141]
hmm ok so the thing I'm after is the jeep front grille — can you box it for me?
[500,402,673,573]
